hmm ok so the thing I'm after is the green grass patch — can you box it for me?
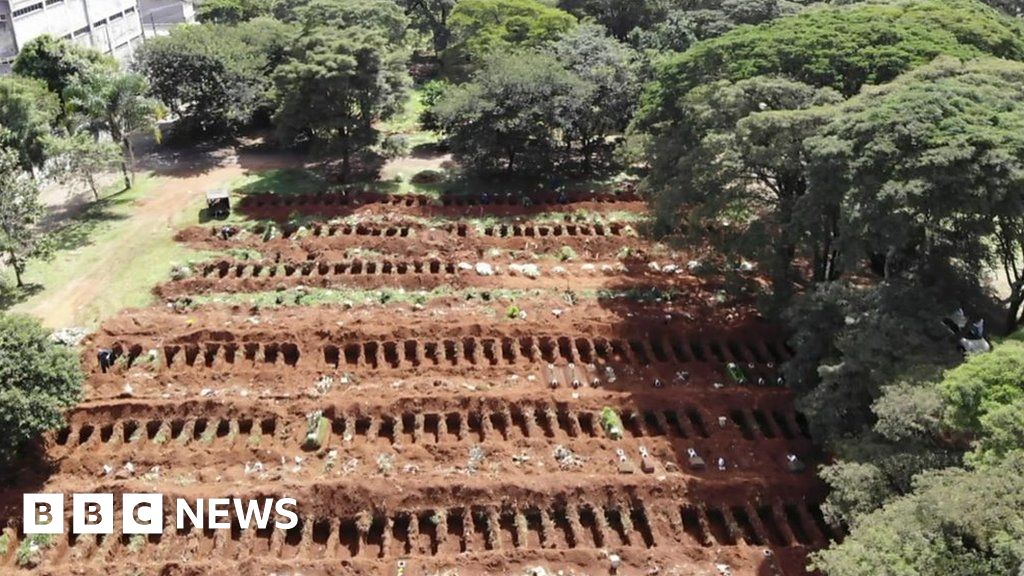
[183,286,681,311]
[126,534,146,553]
[16,534,54,567]
[378,86,441,149]
[187,286,545,309]
[5,174,215,328]
[233,168,329,198]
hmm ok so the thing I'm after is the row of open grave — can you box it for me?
[96,333,792,375]
[1,495,834,568]
[245,221,637,240]
[51,397,814,453]
[238,189,640,211]
[194,259,638,280]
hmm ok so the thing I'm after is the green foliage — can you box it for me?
[418,79,450,130]
[557,0,669,39]
[65,70,163,189]
[939,341,1024,433]
[935,340,1024,465]
[44,133,122,200]
[273,1,409,178]
[560,0,807,43]
[0,76,60,171]
[444,0,577,75]
[435,28,638,176]
[788,281,959,442]
[14,534,54,567]
[274,25,409,178]
[398,0,457,52]
[0,314,83,467]
[807,57,1024,328]
[136,18,295,135]
[639,0,1024,131]
[546,23,640,168]
[643,74,841,291]
[196,0,273,23]
[297,0,409,44]
[12,35,116,109]
[600,407,624,439]
[818,460,891,529]
[812,454,1024,576]
[0,149,52,288]
[435,51,583,175]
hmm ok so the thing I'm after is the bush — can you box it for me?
[0,314,83,467]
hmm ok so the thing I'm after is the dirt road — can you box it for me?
[20,146,303,328]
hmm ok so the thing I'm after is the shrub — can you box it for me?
[0,314,83,467]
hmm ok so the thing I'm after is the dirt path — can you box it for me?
[20,147,303,328]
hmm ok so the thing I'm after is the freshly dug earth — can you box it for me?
[0,183,832,576]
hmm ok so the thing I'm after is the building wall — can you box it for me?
[0,3,16,61]
[138,0,192,38]
[0,0,142,68]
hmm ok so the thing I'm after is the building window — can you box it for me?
[12,2,43,17]
[0,15,7,30]
[43,0,63,6]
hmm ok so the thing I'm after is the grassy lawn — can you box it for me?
[378,86,439,149]
[231,168,330,197]
[2,174,213,329]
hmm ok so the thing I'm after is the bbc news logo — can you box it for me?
[23,494,299,534]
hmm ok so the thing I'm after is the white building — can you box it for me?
[138,0,193,38]
[0,0,145,70]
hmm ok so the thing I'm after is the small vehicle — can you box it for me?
[206,189,230,218]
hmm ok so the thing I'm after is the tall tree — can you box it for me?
[547,23,640,170]
[66,72,162,189]
[433,51,584,175]
[638,0,1024,129]
[0,149,50,288]
[643,75,841,294]
[557,0,668,39]
[298,0,409,45]
[44,133,122,200]
[136,18,295,135]
[400,0,456,53]
[806,57,1024,328]
[12,35,116,113]
[195,0,273,23]
[0,77,61,172]
[274,26,409,179]
[444,0,577,76]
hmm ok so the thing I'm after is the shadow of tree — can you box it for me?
[44,188,134,253]
[234,168,329,197]
[0,282,43,311]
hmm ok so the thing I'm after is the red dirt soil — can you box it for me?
[0,183,832,576]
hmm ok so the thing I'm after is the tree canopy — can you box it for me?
[136,18,295,135]
[434,51,583,175]
[0,77,60,171]
[274,1,409,178]
[0,314,82,467]
[12,34,116,111]
[444,0,577,75]
[812,453,1024,576]
[639,0,1024,132]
